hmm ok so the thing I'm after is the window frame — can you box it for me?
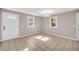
[27,16,35,28]
[49,16,57,28]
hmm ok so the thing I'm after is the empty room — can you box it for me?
[0,8,79,51]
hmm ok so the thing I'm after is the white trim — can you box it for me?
[0,31,41,42]
[4,8,77,17]
[43,31,78,41]
[0,31,78,42]
[76,12,79,40]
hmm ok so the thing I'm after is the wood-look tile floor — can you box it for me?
[0,33,79,51]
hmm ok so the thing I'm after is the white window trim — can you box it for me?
[27,16,35,28]
[49,16,57,28]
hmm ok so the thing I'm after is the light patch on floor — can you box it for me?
[24,48,29,51]
[41,37,50,41]
[35,36,43,39]
[35,36,50,41]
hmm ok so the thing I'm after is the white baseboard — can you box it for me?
[43,31,77,41]
[17,32,42,39]
[0,31,78,42]
[0,31,41,42]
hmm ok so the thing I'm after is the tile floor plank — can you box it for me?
[64,40,73,51]
[8,40,16,51]
[0,41,9,51]
[55,39,67,51]
[14,39,25,51]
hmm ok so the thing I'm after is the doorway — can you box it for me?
[2,12,19,41]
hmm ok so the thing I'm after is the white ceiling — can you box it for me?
[5,8,78,17]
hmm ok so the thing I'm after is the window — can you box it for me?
[27,16,35,28]
[7,15,16,20]
[49,16,57,28]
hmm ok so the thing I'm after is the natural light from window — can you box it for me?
[41,37,50,41]
[35,36,50,41]
[35,36,43,39]
[24,48,29,51]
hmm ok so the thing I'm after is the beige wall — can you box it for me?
[42,11,76,39]
[19,13,42,36]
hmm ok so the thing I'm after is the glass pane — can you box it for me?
[51,16,57,27]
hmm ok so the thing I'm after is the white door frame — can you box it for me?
[76,13,79,40]
[2,12,19,41]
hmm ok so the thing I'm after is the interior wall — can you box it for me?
[42,11,76,39]
[19,13,42,36]
[0,9,2,40]
[1,9,42,41]
[0,8,77,41]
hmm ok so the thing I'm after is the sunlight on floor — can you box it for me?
[35,36,50,41]
[35,36,43,39]
[24,48,29,51]
[41,37,50,41]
